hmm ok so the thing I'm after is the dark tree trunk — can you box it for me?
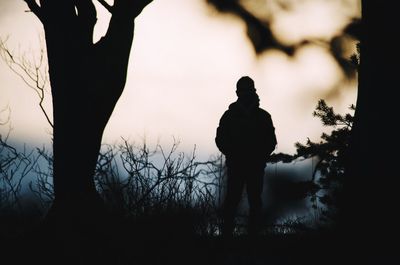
[45,2,134,215]
[21,0,152,261]
[339,0,399,255]
[23,0,152,221]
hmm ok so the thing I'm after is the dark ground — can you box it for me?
[1,213,398,265]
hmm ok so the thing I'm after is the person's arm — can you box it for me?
[215,112,231,155]
[264,112,277,156]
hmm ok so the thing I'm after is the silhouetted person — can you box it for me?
[216,76,277,238]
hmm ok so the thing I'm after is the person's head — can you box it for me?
[236,76,256,97]
[236,76,259,107]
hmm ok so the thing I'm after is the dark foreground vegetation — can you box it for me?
[1,100,397,264]
[0,139,318,265]
[0,208,392,265]
[0,139,324,264]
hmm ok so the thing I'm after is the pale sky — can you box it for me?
[0,0,360,160]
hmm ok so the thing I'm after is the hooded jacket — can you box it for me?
[215,100,277,166]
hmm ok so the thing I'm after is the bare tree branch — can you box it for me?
[0,38,53,127]
[0,105,11,126]
[75,0,98,45]
[23,0,44,22]
[97,0,114,14]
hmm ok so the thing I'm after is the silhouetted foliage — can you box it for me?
[94,139,225,235]
[295,100,354,220]
[0,116,228,235]
[269,99,354,224]
[1,121,323,238]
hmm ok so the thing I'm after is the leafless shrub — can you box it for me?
[95,138,225,236]
[1,124,226,235]
[28,146,54,211]
[0,109,39,212]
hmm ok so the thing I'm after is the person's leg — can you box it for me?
[222,166,245,238]
[246,165,265,236]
